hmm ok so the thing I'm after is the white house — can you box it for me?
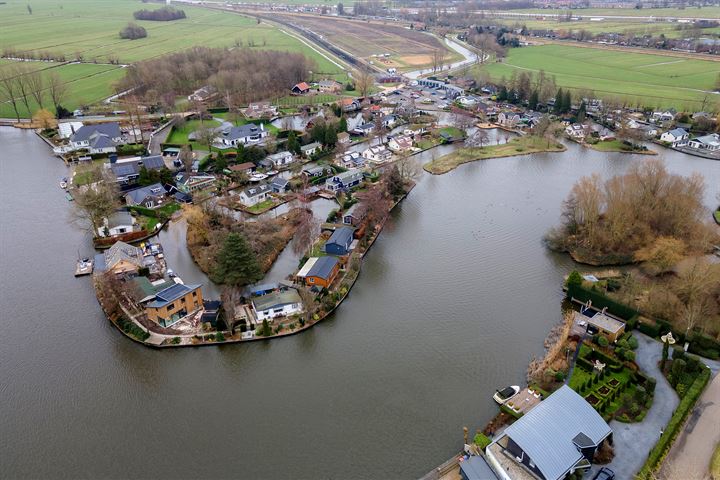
[387,134,414,152]
[220,124,269,147]
[498,112,520,128]
[457,96,477,107]
[300,141,322,158]
[688,133,720,152]
[651,110,676,123]
[69,122,123,153]
[565,123,586,139]
[97,211,137,238]
[660,128,689,146]
[239,184,271,207]
[361,145,392,164]
[252,289,303,322]
[266,151,295,168]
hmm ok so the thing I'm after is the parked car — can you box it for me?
[592,468,615,480]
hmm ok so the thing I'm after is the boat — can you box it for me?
[167,269,176,278]
[493,385,520,405]
[74,258,93,277]
[266,169,279,176]
[65,193,74,202]
[249,173,268,182]
[59,177,68,189]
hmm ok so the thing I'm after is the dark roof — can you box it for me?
[146,283,202,309]
[252,289,302,312]
[459,456,499,480]
[89,133,115,149]
[111,156,165,178]
[125,183,165,204]
[271,177,290,188]
[501,385,612,480]
[226,124,264,140]
[70,122,121,142]
[306,256,339,280]
[326,226,354,249]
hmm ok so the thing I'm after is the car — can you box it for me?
[592,467,615,480]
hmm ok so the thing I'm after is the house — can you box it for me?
[303,165,333,178]
[95,241,144,275]
[296,256,340,289]
[132,276,175,303]
[324,226,354,256]
[590,124,615,141]
[97,212,137,238]
[353,122,375,136]
[174,173,216,194]
[381,114,398,129]
[110,155,166,185]
[58,121,84,139]
[300,141,322,158]
[229,162,256,175]
[361,145,392,164]
[201,300,222,328]
[270,177,290,194]
[688,133,720,151]
[144,283,204,328]
[325,170,363,192]
[69,122,123,153]
[267,151,295,168]
[239,183,271,207]
[498,111,521,128]
[651,109,676,123]
[457,96,477,107]
[221,123,269,147]
[660,128,689,146]
[637,124,659,139]
[187,85,217,103]
[578,309,626,343]
[252,289,303,322]
[124,183,166,209]
[317,79,342,93]
[486,385,612,480]
[459,455,499,480]
[343,204,366,227]
[291,82,311,95]
[565,123,586,139]
[241,101,278,119]
[337,132,351,145]
[339,151,364,168]
[340,98,361,112]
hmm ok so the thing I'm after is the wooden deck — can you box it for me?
[505,388,542,415]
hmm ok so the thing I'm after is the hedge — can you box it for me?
[500,404,524,419]
[566,284,638,320]
[638,321,661,338]
[636,366,711,479]
[687,332,720,360]
[474,433,492,451]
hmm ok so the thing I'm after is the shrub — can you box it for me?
[566,270,583,288]
[555,371,565,382]
[133,6,186,21]
[638,321,661,338]
[171,336,181,345]
[598,336,609,348]
[474,433,492,450]
[627,335,639,350]
[215,332,225,342]
[566,284,638,320]
[119,23,147,40]
[623,350,636,362]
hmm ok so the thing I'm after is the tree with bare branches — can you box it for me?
[46,72,67,112]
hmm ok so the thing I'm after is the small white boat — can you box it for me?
[74,258,93,277]
[167,269,176,278]
[249,173,268,182]
[493,385,520,405]
[266,170,279,176]
[60,177,68,189]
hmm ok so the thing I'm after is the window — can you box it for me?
[309,278,315,283]
[192,291,197,297]
[167,303,174,310]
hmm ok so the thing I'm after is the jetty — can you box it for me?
[74,258,94,277]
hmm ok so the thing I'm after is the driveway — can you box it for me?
[659,357,720,480]
[589,333,680,479]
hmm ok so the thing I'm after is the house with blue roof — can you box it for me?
[69,122,123,153]
[325,170,363,192]
[144,283,204,327]
[485,385,612,480]
[110,155,166,185]
[124,183,167,209]
[296,256,340,289]
[324,226,354,256]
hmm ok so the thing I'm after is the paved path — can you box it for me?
[659,358,720,480]
[594,334,679,480]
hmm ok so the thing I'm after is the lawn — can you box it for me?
[246,198,279,214]
[712,443,720,480]
[586,139,656,154]
[511,6,720,18]
[0,0,346,117]
[475,44,720,111]
[423,136,565,175]
[715,210,720,224]
[166,119,222,146]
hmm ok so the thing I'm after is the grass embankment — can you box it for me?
[474,44,720,111]
[586,139,657,155]
[712,443,720,480]
[714,209,720,225]
[423,136,565,175]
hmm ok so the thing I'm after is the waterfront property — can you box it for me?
[251,289,303,322]
[301,141,322,158]
[297,256,340,289]
[324,226,355,256]
[124,183,167,209]
[660,128,689,146]
[97,212,137,238]
[578,310,626,343]
[688,133,720,152]
[94,241,144,275]
[219,124,269,147]
[325,170,363,192]
[239,184,272,207]
[343,204,366,227]
[270,177,290,194]
[266,151,295,168]
[486,385,612,480]
[174,173,216,195]
[144,283,204,328]
[110,155,166,185]
[68,122,123,154]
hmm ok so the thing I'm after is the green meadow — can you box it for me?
[0,0,346,117]
[477,44,720,110]
[511,6,720,18]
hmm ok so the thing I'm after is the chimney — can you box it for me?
[109,153,117,164]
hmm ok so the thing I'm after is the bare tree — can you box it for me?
[71,167,121,235]
[179,146,194,174]
[25,69,44,110]
[12,64,33,115]
[46,72,67,111]
[0,67,22,121]
[354,69,375,98]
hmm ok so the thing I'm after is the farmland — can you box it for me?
[273,13,459,71]
[476,44,720,110]
[509,6,720,18]
[497,18,720,38]
[0,0,346,117]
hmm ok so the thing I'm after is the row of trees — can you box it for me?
[121,47,314,109]
[0,63,68,120]
[133,7,186,21]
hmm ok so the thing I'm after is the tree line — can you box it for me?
[133,7,186,21]
[0,63,68,120]
[120,47,315,109]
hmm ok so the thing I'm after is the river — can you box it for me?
[1,126,718,479]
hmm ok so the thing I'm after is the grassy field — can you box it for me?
[0,0,347,117]
[497,17,719,38]
[510,6,720,18]
[476,44,720,110]
[423,136,565,175]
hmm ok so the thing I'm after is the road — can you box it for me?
[405,37,480,79]
[659,358,720,480]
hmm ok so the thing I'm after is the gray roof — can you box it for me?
[667,128,688,137]
[226,123,264,140]
[252,289,302,312]
[125,183,165,204]
[325,226,354,250]
[271,177,290,188]
[89,133,116,149]
[242,183,271,198]
[306,256,339,280]
[693,133,720,146]
[459,455,499,480]
[500,385,611,480]
[107,211,135,229]
[146,283,202,308]
[70,122,121,142]
[588,312,625,334]
[105,241,144,270]
[111,156,165,178]
[301,141,321,152]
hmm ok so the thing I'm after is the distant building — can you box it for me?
[361,145,392,164]
[342,204,366,227]
[300,141,322,158]
[291,82,311,95]
[266,151,295,168]
[242,101,278,119]
[174,173,216,194]
[187,85,217,103]
[325,170,363,192]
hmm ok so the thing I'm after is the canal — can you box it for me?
[1,126,718,479]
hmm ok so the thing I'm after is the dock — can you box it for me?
[74,259,94,277]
